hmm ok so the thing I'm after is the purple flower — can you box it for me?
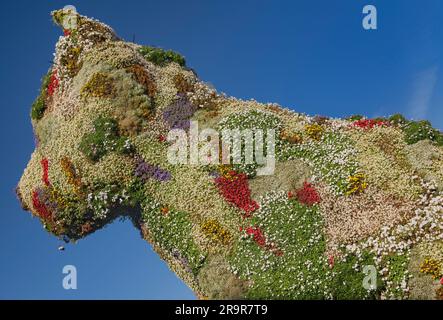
[172,249,192,274]
[134,157,171,182]
[35,187,58,212]
[209,171,220,178]
[162,94,197,130]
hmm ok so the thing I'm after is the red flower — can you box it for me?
[295,181,321,206]
[63,29,71,36]
[440,277,443,286]
[47,69,59,97]
[352,119,388,129]
[328,255,335,269]
[245,226,266,247]
[158,135,166,142]
[41,158,50,186]
[215,171,259,216]
[32,190,51,219]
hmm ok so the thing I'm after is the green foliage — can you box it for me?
[403,120,441,145]
[86,182,131,220]
[141,197,205,275]
[389,113,408,126]
[436,132,443,146]
[330,252,382,299]
[31,96,46,120]
[230,191,381,299]
[218,110,281,177]
[229,192,329,299]
[139,46,186,67]
[219,110,281,132]
[278,131,359,195]
[79,116,133,161]
[126,179,146,207]
[373,117,388,123]
[382,253,409,299]
[347,114,364,121]
[31,71,52,120]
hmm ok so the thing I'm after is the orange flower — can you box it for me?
[161,207,169,215]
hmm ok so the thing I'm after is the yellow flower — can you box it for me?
[305,124,324,141]
[346,173,368,195]
[60,157,83,195]
[200,219,232,245]
[420,258,441,279]
[217,165,238,181]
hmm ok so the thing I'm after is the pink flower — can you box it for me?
[440,277,443,285]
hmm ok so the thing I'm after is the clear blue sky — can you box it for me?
[1,0,442,299]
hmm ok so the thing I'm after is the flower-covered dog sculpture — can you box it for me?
[17,8,443,299]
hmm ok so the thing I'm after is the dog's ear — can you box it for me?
[52,7,119,43]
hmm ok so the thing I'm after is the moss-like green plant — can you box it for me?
[79,116,132,161]
[403,120,441,145]
[31,70,52,120]
[139,46,186,67]
[31,96,46,120]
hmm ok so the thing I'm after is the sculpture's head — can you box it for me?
[17,7,217,239]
